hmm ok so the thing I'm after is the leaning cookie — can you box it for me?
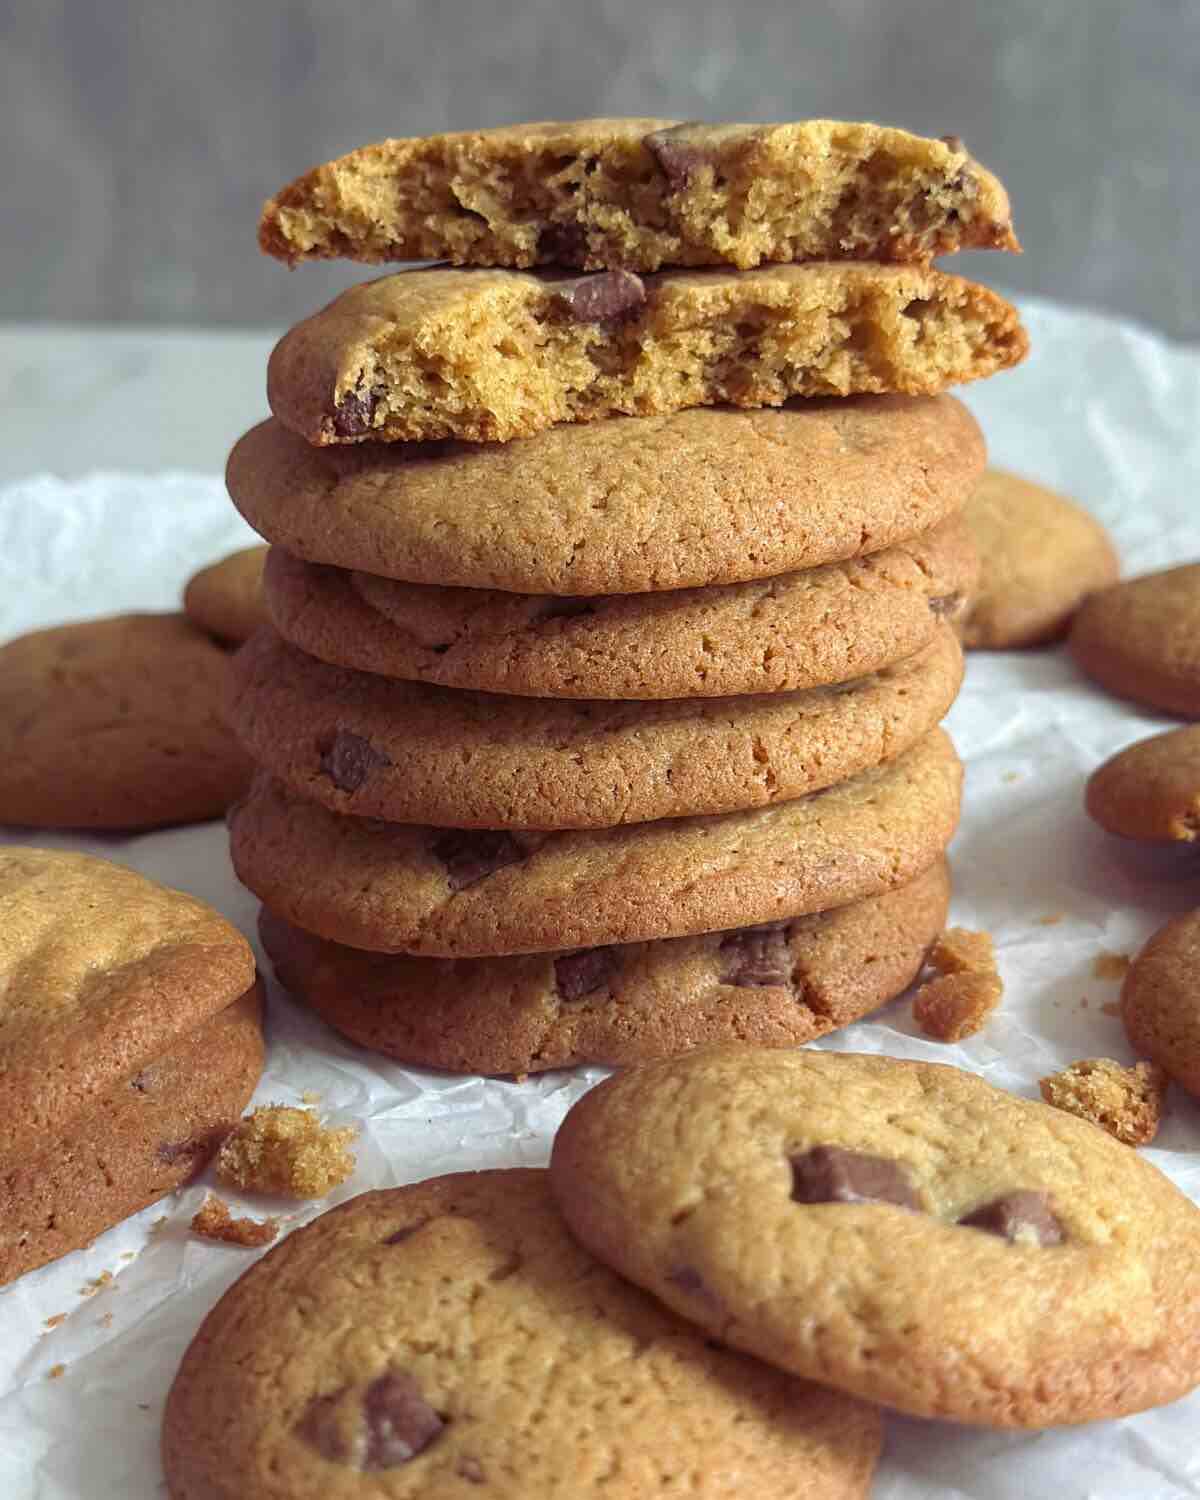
[550,1045,1200,1427]
[1121,910,1200,1098]
[183,545,269,645]
[163,1170,881,1499]
[1086,726,1200,842]
[1070,564,1200,718]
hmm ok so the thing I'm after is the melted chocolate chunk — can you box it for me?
[719,923,792,988]
[362,1371,444,1469]
[554,946,619,1001]
[550,270,646,323]
[789,1145,922,1210]
[318,730,393,793]
[330,388,379,439]
[958,1191,1064,1246]
[537,222,589,263]
[928,591,962,617]
[643,124,710,187]
[431,830,525,891]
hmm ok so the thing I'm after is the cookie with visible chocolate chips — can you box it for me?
[1070,564,1200,717]
[183,545,268,645]
[1122,910,1200,1099]
[549,1045,1200,1426]
[1086,726,1200,843]
[264,518,977,699]
[164,1169,882,1499]
[258,116,1017,272]
[258,861,948,1075]
[268,263,1026,446]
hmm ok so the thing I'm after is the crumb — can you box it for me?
[216,1106,357,1199]
[300,1089,322,1105]
[79,1271,113,1298]
[1036,913,1064,927]
[912,927,1003,1042]
[48,1364,66,1380]
[44,1313,67,1330]
[1003,771,1021,783]
[1039,1058,1168,1145]
[190,1194,279,1248]
[149,1216,170,1238]
[97,1311,113,1328]
[1101,1001,1122,1017]
[1093,951,1131,980]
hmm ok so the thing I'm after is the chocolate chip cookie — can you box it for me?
[228,729,962,956]
[1122,910,1200,1098]
[550,1045,1200,1426]
[268,264,1026,446]
[259,860,949,1075]
[259,116,1017,272]
[1086,726,1200,842]
[1070,564,1200,717]
[263,518,977,699]
[164,1169,881,1499]
[227,396,985,594]
[183,544,269,645]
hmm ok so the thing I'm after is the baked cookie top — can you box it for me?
[267,263,1027,446]
[183,544,268,645]
[549,1045,1200,1427]
[259,116,1017,272]
[228,396,985,595]
[1086,725,1200,842]
[228,729,962,957]
[1070,564,1200,718]
[0,846,256,1159]
[1122,910,1200,1098]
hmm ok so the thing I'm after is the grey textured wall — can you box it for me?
[4,0,1198,335]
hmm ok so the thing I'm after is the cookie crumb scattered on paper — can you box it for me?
[216,1105,357,1198]
[47,1364,66,1380]
[44,1313,67,1330]
[1039,1058,1167,1145]
[190,1194,279,1248]
[79,1271,113,1298]
[1093,951,1131,980]
[913,927,1003,1041]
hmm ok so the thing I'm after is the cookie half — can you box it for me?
[228,729,962,957]
[227,396,985,595]
[259,860,949,1075]
[550,1046,1200,1426]
[1070,564,1200,718]
[263,518,977,699]
[268,264,1027,446]
[183,545,269,645]
[164,1169,881,1499]
[1086,726,1200,842]
[259,116,1016,271]
[1122,910,1200,1097]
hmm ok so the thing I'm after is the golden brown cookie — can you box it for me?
[962,469,1119,648]
[227,396,985,595]
[1121,910,1200,1097]
[259,860,949,1075]
[549,1046,1200,1426]
[268,264,1027,446]
[228,730,962,957]
[163,1169,882,1499]
[259,116,1017,271]
[1086,726,1200,842]
[0,613,254,829]
[183,544,269,645]
[1070,564,1200,717]
[263,518,977,699]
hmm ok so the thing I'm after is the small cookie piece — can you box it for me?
[229,729,962,957]
[912,926,1003,1041]
[269,264,1027,446]
[227,396,985,595]
[0,613,254,829]
[216,1107,357,1199]
[191,1194,280,1248]
[258,861,949,1075]
[1086,726,1200,842]
[549,1046,1200,1426]
[962,469,1119,648]
[259,116,1017,271]
[183,545,268,645]
[1122,910,1200,1097]
[1039,1059,1168,1146]
[264,518,978,699]
[163,1169,882,1500]
[1070,564,1200,718]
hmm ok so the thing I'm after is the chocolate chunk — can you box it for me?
[959,1191,1064,1246]
[643,123,710,187]
[550,270,646,323]
[296,1390,345,1462]
[431,830,525,891]
[537,222,589,263]
[719,923,792,988]
[458,1456,487,1484]
[665,1264,724,1312]
[318,730,393,794]
[940,134,966,154]
[554,946,619,1001]
[362,1371,444,1469]
[330,388,378,439]
[789,1145,922,1210]
[928,591,962,617]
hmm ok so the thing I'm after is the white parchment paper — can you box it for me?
[2,297,1200,1498]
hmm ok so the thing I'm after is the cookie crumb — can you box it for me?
[97,1311,114,1328]
[1036,913,1064,927]
[216,1106,357,1198]
[44,1313,67,1330]
[1039,1058,1167,1145]
[1093,951,1131,980]
[190,1194,279,1248]
[912,927,1003,1042]
[47,1364,66,1381]
[300,1089,322,1105]
[79,1271,114,1298]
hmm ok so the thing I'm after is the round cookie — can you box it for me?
[183,544,268,645]
[1070,564,1200,717]
[0,613,254,829]
[163,1170,881,1500]
[549,1045,1200,1427]
[227,625,962,829]
[227,396,985,595]
[259,860,949,1075]
[962,468,1119,648]
[228,730,962,957]
[1086,726,1200,842]
[263,518,978,699]
[1121,909,1200,1096]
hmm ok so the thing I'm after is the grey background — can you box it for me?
[4,0,1198,336]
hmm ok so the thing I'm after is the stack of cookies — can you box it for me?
[223,118,1028,1076]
